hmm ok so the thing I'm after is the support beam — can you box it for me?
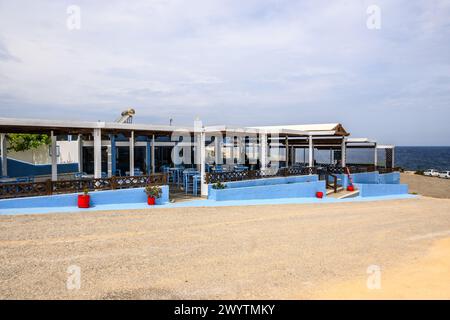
[392,147,395,168]
[308,136,314,167]
[77,134,83,173]
[374,144,378,167]
[214,135,222,165]
[146,140,151,175]
[200,131,207,197]
[151,134,155,173]
[111,135,116,176]
[285,136,289,167]
[260,133,267,169]
[341,138,346,168]
[93,128,102,179]
[129,131,135,176]
[107,134,116,177]
[291,146,295,165]
[50,131,58,181]
[1,133,7,177]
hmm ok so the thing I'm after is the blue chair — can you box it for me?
[192,174,202,196]
[183,169,198,194]
[74,172,87,179]
[161,165,170,173]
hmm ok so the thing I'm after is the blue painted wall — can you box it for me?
[354,183,408,197]
[0,158,79,177]
[208,174,318,194]
[208,180,326,201]
[0,186,169,209]
[335,172,401,189]
[377,172,401,184]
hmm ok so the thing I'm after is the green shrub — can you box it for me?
[212,182,227,190]
[144,185,162,198]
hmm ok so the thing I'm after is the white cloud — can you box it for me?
[0,0,449,144]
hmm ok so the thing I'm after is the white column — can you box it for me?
[200,131,207,196]
[341,137,346,168]
[260,133,267,169]
[392,147,395,168]
[1,133,7,177]
[291,146,295,164]
[51,131,58,181]
[107,145,112,177]
[151,134,155,173]
[77,134,83,173]
[374,144,378,167]
[93,128,102,179]
[129,131,135,176]
[214,135,222,165]
[238,135,245,165]
[285,137,289,167]
[308,136,314,167]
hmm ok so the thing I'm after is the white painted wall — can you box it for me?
[6,140,79,165]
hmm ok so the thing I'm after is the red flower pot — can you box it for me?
[147,196,156,205]
[78,195,90,208]
[347,185,355,192]
[316,191,324,199]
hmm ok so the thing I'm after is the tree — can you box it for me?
[7,134,51,152]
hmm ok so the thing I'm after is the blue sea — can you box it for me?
[395,147,450,171]
[310,147,450,171]
[315,146,450,171]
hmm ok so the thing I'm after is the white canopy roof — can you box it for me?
[250,123,349,136]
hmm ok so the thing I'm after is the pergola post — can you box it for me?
[214,135,222,165]
[238,135,245,165]
[308,136,314,167]
[77,134,83,173]
[200,131,207,197]
[341,137,347,168]
[107,134,116,177]
[146,140,151,175]
[50,130,58,181]
[374,143,378,168]
[151,134,155,173]
[285,136,289,167]
[93,128,102,179]
[291,146,295,165]
[260,132,267,170]
[129,131,135,176]
[1,133,7,177]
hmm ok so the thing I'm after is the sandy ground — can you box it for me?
[1,197,450,299]
[401,172,450,199]
[315,237,450,299]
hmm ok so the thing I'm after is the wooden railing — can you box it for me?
[0,174,167,200]
[205,166,317,184]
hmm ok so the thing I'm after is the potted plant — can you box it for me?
[144,185,162,205]
[78,188,90,208]
[212,181,227,190]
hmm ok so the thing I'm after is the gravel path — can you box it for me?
[1,197,450,299]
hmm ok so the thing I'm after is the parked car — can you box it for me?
[424,169,440,177]
[439,171,450,179]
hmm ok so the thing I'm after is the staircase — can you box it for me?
[322,172,360,199]
[327,187,360,199]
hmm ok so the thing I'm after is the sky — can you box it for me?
[0,0,449,145]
